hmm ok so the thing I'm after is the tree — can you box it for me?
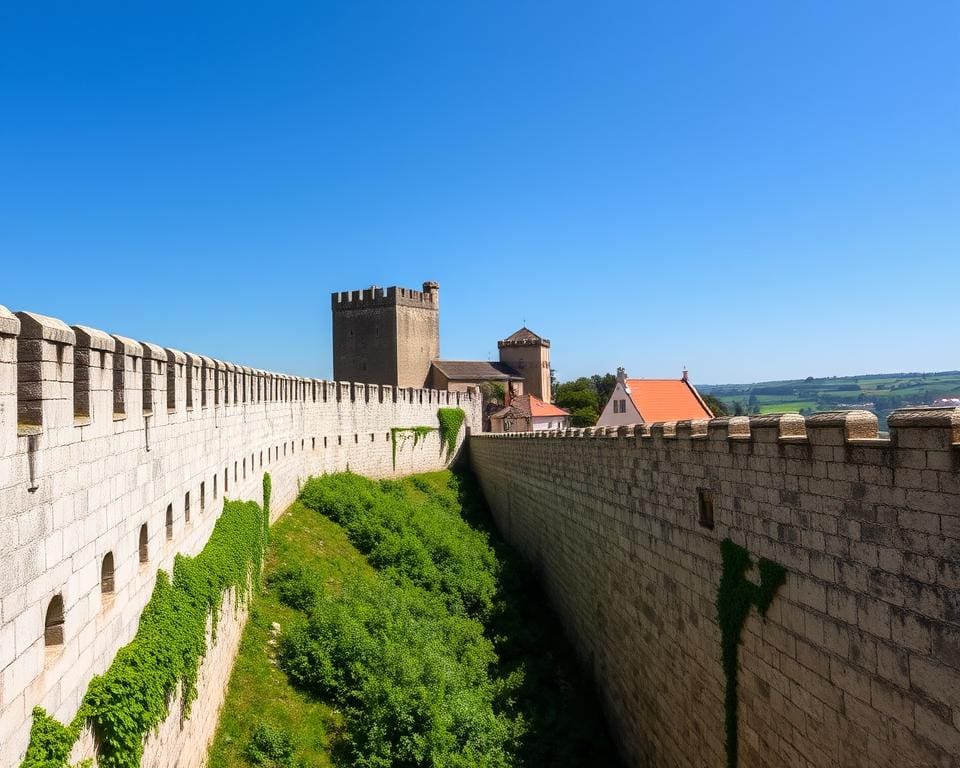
[571,406,599,427]
[479,381,505,405]
[555,378,600,414]
[591,373,617,406]
[701,394,728,417]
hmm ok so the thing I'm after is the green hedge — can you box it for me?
[21,478,270,768]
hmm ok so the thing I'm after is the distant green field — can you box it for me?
[700,370,960,429]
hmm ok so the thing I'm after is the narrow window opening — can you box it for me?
[311,438,315,450]
[214,473,218,499]
[225,467,229,493]
[166,504,174,540]
[139,524,149,563]
[260,451,263,468]
[698,489,715,530]
[243,458,246,480]
[44,595,65,648]
[101,552,115,595]
[200,482,206,511]
[184,491,191,524]
[186,363,194,409]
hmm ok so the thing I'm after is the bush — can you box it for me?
[288,471,621,768]
[267,565,320,613]
[245,724,295,768]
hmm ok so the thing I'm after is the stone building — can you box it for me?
[331,282,440,389]
[331,281,554,405]
[489,393,571,433]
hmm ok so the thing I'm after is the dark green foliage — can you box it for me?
[280,577,512,767]
[437,407,466,455]
[22,492,268,768]
[300,473,497,617]
[292,471,621,768]
[716,539,786,768]
[700,393,728,417]
[554,379,601,426]
[267,565,321,613]
[245,724,295,768]
[263,472,272,542]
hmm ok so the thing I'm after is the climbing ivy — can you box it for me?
[21,482,269,768]
[263,472,272,544]
[716,538,786,768]
[437,407,465,455]
[390,426,435,469]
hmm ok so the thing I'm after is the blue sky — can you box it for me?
[1,1,957,384]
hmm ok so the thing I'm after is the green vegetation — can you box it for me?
[715,539,786,768]
[390,426,436,469]
[22,486,270,768]
[213,470,619,768]
[701,370,960,428]
[437,407,466,455]
[700,393,728,417]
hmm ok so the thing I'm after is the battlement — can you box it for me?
[331,281,440,311]
[471,405,960,767]
[0,301,479,768]
[497,336,550,349]
[473,407,960,452]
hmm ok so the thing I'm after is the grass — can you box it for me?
[207,501,376,768]
[210,471,620,768]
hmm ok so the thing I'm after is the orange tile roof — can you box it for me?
[492,394,570,420]
[527,395,570,418]
[625,379,712,423]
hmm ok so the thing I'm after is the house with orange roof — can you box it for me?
[596,367,713,428]
[489,393,572,433]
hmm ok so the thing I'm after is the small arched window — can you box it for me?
[101,552,115,594]
[139,524,149,563]
[45,595,65,647]
[166,504,173,540]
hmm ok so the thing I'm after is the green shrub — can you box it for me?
[22,491,268,768]
[279,576,513,767]
[292,470,622,768]
[267,565,320,613]
[245,724,295,768]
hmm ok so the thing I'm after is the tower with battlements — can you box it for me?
[331,281,440,388]
[498,327,551,402]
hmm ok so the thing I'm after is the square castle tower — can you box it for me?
[331,281,440,388]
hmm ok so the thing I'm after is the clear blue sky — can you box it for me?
[1,1,957,384]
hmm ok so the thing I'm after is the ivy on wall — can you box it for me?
[390,426,435,469]
[437,407,465,456]
[715,538,787,768]
[21,476,271,768]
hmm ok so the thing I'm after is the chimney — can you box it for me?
[616,366,628,385]
[682,368,689,382]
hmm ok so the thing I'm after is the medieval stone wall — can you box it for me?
[0,305,479,768]
[470,411,960,768]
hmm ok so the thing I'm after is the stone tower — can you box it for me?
[331,281,440,388]
[498,327,551,402]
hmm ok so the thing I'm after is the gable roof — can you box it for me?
[430,360,523,381]
[491,394,570,421]
[622,379,713,423]
[499,327,550,347]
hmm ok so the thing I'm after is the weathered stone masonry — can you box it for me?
[471,411,960,768]
[0,305,480,767]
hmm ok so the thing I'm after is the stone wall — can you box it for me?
[0,304,480,768]
[470,411,960,768]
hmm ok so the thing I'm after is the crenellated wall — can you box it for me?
[471,411,960,768]
[0,304,480,767]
